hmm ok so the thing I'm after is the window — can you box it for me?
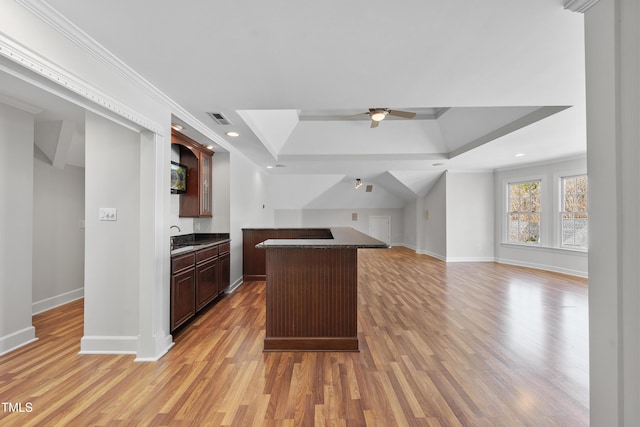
[508,180,541,244]
[561,175,588,248]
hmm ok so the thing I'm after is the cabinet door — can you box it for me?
[196,257,218,310]
[218,252,231,295]
[199,153,212,217]
[171,268,196,331]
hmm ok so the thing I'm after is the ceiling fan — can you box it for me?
[343,108,417,128]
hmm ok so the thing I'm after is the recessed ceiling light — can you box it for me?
[266,165,274,169]
[225,131,240,137]
[206,145,214,150]
[515,153,526,157]
[171,123,183,131]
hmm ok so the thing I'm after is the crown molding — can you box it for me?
[563,0,600,13]
[0,32,163,134]
[13,0,234,150]
[15,0,167,102]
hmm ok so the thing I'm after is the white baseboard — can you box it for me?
[79,335,137,355]
[227,277,244,293]
[496,257,588,278]
[396,243,417,251]
[135,335,174,362]
[32,287,84,315]
[446,256,495,263]
[0,326,37,356]
[416,248,446,262]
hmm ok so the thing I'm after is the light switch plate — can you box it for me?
[99,208,117,221]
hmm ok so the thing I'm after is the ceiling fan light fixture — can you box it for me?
[370,111,388,122]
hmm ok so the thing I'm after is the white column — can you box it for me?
[583,0,640,425]
[136,129,173,361]
[0,103,36,355]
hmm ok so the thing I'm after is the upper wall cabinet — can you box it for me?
[171,130,214,218]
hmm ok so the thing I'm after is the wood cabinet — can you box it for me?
[218,243,230,294]
[171,130,214,218]
[170,240,231,332]
[196,256,218,311]
[170,253,196,331]
[242,228,333,281]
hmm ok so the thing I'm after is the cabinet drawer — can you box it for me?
[196,246,218,263]
[218,241,230,255]
[172,252,195,273]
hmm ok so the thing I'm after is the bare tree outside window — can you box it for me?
[561,175,588,248]
[508,180,541,244]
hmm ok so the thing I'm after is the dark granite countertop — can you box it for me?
[170,233,230,256]
[255,227,388,249]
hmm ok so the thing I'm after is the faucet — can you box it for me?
[170,225,181,233]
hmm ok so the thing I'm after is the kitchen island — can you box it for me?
[256,227,388,351]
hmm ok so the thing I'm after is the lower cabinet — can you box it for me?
[218,248,230,294]
[170,240,230,332]
[171,263,196,331]
[196,257,218,310]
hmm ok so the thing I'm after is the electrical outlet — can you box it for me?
[99,208,117,221]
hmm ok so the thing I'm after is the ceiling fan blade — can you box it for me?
[342,112,370,120]
[388,109,416,119]
[370,120,379,128]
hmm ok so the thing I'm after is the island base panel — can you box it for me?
[264,337,358,352]
[265,247,358,352]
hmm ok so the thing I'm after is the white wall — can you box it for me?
[446,172,494,262]
[269,174,406,244]
[229,151,273,288]
[81,112,141,353]
[32,147,85,314]
[0,102,36,355]
[420,173,447,260]
[295,208,404,245]
[494,156,588,277]
[206,151,231,233]
[402,199,418,250]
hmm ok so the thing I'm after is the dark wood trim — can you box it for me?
[264,337,359,351]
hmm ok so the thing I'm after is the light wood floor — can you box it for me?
[0,247,589,426]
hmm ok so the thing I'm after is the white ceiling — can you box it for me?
[6,0,587,198]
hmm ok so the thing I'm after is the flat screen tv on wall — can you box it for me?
[170,161,187,194]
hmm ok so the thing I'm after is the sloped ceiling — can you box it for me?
[18,0,587,204]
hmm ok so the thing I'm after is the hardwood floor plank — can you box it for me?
[0,247,589,426]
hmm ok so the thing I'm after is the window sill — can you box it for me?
[501,242,588,255]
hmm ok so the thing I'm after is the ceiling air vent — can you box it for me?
[207,112,232,126]
[365,185,373,193]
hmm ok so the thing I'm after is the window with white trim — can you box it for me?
[561,175,588,249]
[507,180,541,244]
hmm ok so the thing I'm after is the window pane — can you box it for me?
[560,174,588,249]
[531,197,541,212]
[507,180,542,244]
[564,177,576,195]
[509,197,521,212]
[577,194,587,211]
[530,183,541,198]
